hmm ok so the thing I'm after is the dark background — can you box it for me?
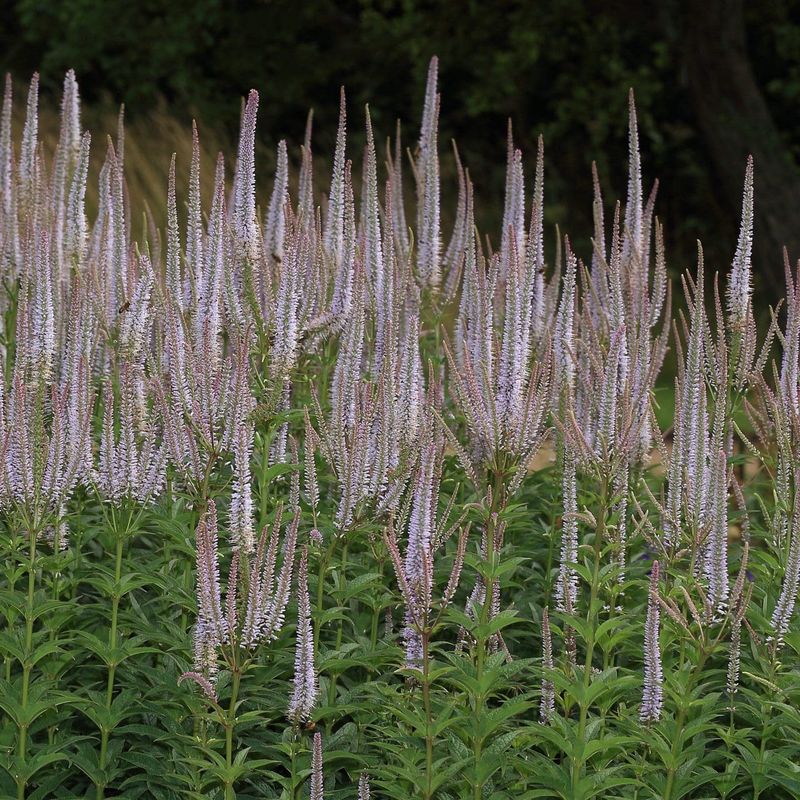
[2,0,799,300]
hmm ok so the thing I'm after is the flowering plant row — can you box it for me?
[0,61,798,799]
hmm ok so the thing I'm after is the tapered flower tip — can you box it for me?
[310,528,323,544]
[650,560,660,584]
[627,88,639,157]
[727,155,754,323]
[427,55,439,77]
[178,671,218,703]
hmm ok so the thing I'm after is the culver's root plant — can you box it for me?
[2,58,800,800]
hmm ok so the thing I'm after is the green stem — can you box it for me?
[96,531,125,799]
[315,537,336,651]
[422,630,434,800]
[663,649,710,800]
[327,537,349,714]
[471,467,505,800]
[571,475,608,797]
[289,735,298,800]
[752,660,776,800]
[370,601,380,650]
[199,451,217,509]
[473,635,484,800]
[224,668,242,800]
[49,516,64,629]
[17,528,37,800]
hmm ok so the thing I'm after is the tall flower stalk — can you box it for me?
[640,561,663,723]
[288,547,318,724]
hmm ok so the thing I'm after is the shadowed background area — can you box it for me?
[1,0,798,302]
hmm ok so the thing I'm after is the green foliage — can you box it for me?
[0,432,798,798]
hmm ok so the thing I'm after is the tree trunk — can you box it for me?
[683,0,800,299]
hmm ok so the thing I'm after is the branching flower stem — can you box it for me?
[212,621,249,800]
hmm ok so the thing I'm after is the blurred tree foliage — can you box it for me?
[2,0,800,298]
